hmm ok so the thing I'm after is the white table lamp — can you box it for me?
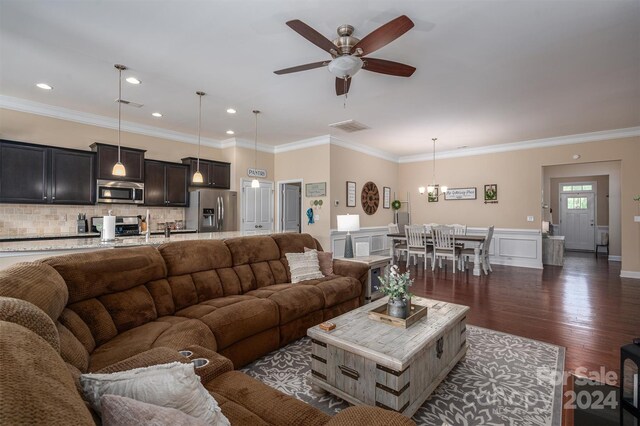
[337,214,360,258]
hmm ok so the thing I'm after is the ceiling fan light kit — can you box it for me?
[274,15,416,96]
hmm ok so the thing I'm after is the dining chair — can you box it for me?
[388,223,407,263]
[432,225,463,273]
[462,225,494,274]
[405,225,430,270]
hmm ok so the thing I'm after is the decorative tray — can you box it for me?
[368,302,428,328]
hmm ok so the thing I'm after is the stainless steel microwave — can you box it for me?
[97,180,144,204]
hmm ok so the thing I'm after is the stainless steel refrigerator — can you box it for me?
[186,189,238,232]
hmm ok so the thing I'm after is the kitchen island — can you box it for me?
[0,230,275,268]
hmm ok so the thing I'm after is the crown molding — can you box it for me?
[231,137,278,154]
[273,135,331,153]
[329,136,399,163]
[398,126,640,163]
[0,94,223,148]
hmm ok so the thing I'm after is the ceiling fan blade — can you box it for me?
[335,77,352,96]
[274,61,329,75]
[286,20,337,55]
[353,15,414,56]
[362,58,416,77]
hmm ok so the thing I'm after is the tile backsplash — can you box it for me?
[0,204,185,236]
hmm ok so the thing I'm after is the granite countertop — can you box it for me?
[0,229,197,242]
[0,230,275,252]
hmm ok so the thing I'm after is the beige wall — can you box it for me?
[398,137,640,272]
[329,144,398,229]
[274,144,331,249]
[0,108,225,163]
[549,175,609,226]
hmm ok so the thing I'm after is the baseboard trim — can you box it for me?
[608,255,621,262]
[620,270,640,279]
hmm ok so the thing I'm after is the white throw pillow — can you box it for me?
[286,251,324,283]
[80,362,229,426]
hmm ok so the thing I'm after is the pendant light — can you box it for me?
[418,138,447,197]
[112,64,127,176]
[251,110,261,188]
[192,91,206,183]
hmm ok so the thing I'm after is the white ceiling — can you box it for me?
[1,0,639,156]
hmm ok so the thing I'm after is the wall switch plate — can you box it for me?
[527,216,534,222]
[315,215,320,221]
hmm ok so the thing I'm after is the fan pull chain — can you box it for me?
[343,77,348,109]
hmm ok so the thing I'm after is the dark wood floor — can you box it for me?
[402,252,640,385]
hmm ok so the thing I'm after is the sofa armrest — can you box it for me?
[325,406,416,426]
[94,347,188,374]
[332,259,370,305]
[183,344,234,384]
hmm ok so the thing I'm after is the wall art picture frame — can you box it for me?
[428,186,439,203]
[444,187,477,200]
[346,181,357,207]
[305,182,326,197]
[484,184,498,204]
[383,187,391,209]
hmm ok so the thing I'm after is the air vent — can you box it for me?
[329,119,370,133]
[115,98,144,108]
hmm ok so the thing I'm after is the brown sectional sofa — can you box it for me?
[0,233,416,425]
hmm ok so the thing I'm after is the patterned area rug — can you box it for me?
[242,326,565,426]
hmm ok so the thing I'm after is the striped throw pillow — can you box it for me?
[285,251,324,283]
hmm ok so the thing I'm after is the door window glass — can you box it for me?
[567,197,588,209]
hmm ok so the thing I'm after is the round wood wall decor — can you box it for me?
[361,181,379,215]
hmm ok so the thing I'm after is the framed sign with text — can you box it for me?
[346,181,356,207]
[444,187,477,200]
[305,182,327,197]
[383,187,391,209]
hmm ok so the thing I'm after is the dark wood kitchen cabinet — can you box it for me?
[91,143,145,183]
[0,140,95,205]
[181,157,230,189]
[144,160,189,207]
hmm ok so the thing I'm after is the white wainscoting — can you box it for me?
[330,226,543,270]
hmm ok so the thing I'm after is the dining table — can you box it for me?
[387,232,488,276]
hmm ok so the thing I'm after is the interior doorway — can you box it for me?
[559,182,596,251]
[241,179,274,233]
[277,180,302,233]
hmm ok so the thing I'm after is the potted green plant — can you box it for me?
[391,200,402,210]
[378,265,413,319]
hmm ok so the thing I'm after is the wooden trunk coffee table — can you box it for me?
[307,296,469,417]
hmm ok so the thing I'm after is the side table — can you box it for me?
[339,255,392,303]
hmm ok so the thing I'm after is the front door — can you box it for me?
[560,191,595,251]
[282,183,301,233]
[241,180,274,233]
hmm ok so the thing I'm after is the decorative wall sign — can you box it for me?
[383,187,391,209]
[361,181,380,215]
[247,168,267,178]
[428,187,439,203]
[484,184,498,204]
[305,182,326,197]
[444,187,477,200]
[346,181,356,207]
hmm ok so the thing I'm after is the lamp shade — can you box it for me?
[337,214,360,232]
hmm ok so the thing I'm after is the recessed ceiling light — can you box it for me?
[226,130,235,135]
[36,83,53,90]
[226,108,236,114]
[151,112,162,118]
[126,77,141,85]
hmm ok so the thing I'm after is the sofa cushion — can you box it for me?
[306,276,362,308]
[225,236,280,266]
[44,246,167,304]
[0,321,95,425]
[267,286,324,324]
[285,251,324,283]
[271,233,321,258]
[206,371,329,426]
[177,297,279,350]
[98,285,158,333]
[88,316,216,371]
[0,262,68,321]
[159,240,233,276]
[0,297,59,352]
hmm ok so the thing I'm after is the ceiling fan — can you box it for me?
[274,15,416,96]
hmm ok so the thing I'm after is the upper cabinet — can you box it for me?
[0,140,95,205]
[181,157,231,189]
[144,160,189,207]
[91,143,145,182]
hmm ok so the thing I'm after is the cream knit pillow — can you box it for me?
[286,251,324,283]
